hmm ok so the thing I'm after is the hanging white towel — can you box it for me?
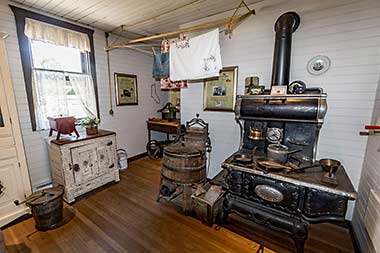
[169,29,222,81]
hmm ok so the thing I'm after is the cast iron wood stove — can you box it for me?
[220,12,357,253]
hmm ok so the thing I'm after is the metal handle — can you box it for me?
[73,164,80,172]
[287,138,309,146]
[288,149,302,155]
[265,98,286,104]
[14,191,46,206]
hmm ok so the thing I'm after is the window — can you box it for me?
[30,40,83,72]
[30,40,90,124]
[11,6,99,131]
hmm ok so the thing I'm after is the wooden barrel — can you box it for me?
[162,141,206,184]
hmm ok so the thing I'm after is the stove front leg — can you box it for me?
[292,221,308,253]
[223,194,309,253]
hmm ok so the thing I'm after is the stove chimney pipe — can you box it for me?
[271,12,300,87]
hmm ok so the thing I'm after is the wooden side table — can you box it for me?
[146,119,180,141]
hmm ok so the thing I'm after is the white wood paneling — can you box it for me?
[181,0,380,225]
[352,78,380,252]
[363,190,380,252]
[10,0,263,36]
[0,1,166,189]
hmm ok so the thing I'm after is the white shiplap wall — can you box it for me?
[351,78,380,253]
[0,1,165,189]
[181,0,380,221]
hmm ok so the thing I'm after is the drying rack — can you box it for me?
[104,1,255,52]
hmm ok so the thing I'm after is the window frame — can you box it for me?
[10,5,100,131]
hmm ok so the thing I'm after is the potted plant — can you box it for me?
[78,117,99,135]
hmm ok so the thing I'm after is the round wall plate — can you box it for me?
[307,55,331,75]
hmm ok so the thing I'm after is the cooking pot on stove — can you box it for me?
[249,127,263,141]
[267,144,301,164]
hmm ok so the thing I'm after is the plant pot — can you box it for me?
[86,126,98,135]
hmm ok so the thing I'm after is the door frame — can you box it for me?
[0,32,32,225]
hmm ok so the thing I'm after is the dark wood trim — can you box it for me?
[127,152,147,163]
[9,5,100,131]
[50,129,115,146]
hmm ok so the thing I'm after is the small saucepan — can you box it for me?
[267,144,301,164]
[233,154,252,164]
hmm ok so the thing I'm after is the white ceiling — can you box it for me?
[10,0,263,38]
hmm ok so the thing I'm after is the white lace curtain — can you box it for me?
[68,73,97,118]
[24,18,91,52]
[32,71,97,131]
[32,70,68,130]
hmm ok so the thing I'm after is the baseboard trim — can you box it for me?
[128,152,147,163]
[348,221,362,253]
[0,208,31,230]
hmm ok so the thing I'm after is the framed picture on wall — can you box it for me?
[115,73,138,106]
[203,66,238,112]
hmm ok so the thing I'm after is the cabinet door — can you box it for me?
[97,139,115,176]
[71,144,99,185]
[0,157,25,217]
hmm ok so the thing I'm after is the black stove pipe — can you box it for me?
[271,12,300,87]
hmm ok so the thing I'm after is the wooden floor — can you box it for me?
[2,157,356,253]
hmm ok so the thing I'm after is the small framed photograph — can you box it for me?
[203,66,238,112]
[115,73,138,106]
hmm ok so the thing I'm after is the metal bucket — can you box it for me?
[162,142,206,184]
[117,149,128,170]
[26,187,64,231]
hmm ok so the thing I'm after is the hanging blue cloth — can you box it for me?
[152,52,169,78]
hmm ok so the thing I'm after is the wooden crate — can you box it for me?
[191,183,225,226]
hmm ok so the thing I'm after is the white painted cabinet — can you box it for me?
[48,130,119,203]
[0,33,32,227]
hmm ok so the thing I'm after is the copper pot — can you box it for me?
[249,127,263,141]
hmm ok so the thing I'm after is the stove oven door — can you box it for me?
[243,174,302,214]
